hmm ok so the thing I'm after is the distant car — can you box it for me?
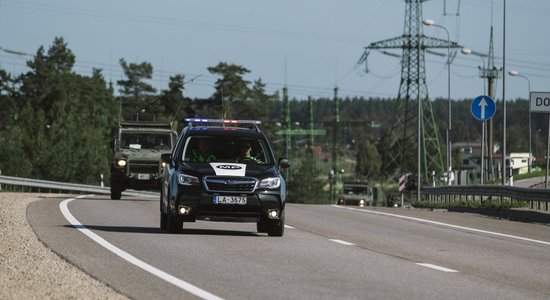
[160,118,289,236]
[338,182,373,207]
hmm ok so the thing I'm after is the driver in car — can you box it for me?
[235,141,262,163]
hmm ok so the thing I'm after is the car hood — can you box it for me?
[179,162,279,179]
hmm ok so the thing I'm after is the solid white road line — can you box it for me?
[329,239,356,246]
[416,263,458,273]
[59,196,224,300]
[332,205,550,246]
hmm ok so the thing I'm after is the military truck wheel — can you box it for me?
[166,214,183,233]
[110,181,122,200]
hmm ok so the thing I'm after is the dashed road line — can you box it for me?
[329,239,356,246]
[416,263,458,273]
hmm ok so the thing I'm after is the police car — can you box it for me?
[160,118,289,236]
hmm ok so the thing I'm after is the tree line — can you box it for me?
[0,37,540,201]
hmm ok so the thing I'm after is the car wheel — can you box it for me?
[166,213,183,234]
[110,181,122,200]
[257,217,268,233]
[267,210,285,237]
[160,194,167,230]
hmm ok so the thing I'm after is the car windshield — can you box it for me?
[182,136,272,165]
[121,132,172,150]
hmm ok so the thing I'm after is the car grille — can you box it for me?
[129,161,159,174]
[203,176,258,193]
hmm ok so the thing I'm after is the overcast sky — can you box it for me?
[1,0,548,103]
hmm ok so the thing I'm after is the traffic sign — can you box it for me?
[470,95,496,121]
[530,92,550,113]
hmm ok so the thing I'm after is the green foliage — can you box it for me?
[117,58,157,121]
[0,36,540,190]
[287,149,329,204]
[0,37,116,184]
[355,136,382,178]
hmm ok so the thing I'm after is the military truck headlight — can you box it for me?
[116,159,127,167]
[178,174,199,186]
[259,177,281,189]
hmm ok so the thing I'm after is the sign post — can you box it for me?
[398,174,406,208]
[471,95,496,184]
[530,92,550,188]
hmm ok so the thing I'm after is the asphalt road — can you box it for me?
[29,194,550,300]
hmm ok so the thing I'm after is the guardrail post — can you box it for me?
[100,174,104,188]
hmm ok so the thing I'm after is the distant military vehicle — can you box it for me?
[110,122,177,200]
[338,182,374,207]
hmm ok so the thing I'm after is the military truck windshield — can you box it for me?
[121,132,172,150]
[343,186,372,195]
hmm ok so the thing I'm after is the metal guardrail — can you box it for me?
[0,175,159,198]
[423,185,550,211]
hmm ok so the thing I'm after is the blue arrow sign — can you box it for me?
[470,95,496,121]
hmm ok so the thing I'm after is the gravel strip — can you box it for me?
[0,193,128,300]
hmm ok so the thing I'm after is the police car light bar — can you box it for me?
[185,118,261,125]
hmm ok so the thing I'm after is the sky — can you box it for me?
[0,0,549,103]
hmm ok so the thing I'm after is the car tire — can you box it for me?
[160,194,167,230]
[267,210,285,237]
[167,213,183,234]
[110,181,122,200]
[257,217,268,233]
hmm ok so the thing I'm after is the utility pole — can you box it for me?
[331,87,340,203]
[357,0,462,183]
[484,27,501,181]
[276,89,326,188]
[282,86,291,182]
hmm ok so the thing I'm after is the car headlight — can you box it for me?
[259,177,281,189]
[178,174,199,186]
[116,159,127,167]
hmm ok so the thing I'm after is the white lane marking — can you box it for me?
[329,239,356,246]
[284,225,295,229]
[332,205,550,246]
[59,196,223,300]
[416,263,458,273]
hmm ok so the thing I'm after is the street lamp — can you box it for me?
[509,69,532,173]
[423,18,452,185]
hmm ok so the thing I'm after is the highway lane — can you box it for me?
[29,195,550,300]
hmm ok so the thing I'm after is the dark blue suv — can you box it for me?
[160,119,289,236]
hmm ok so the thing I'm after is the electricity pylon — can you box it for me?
[357,0,461,182]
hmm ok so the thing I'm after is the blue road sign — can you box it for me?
[470,95,496,121]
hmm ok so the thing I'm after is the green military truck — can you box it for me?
[110,122,178,199]
[337,182,374,207]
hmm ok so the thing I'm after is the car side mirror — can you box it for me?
[278,158,290,169]
[161,153,172,165]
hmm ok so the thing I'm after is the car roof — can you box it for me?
[187,126,264,138]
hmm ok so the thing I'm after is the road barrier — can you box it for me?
[0,175,158,197]
[423,185,550,211]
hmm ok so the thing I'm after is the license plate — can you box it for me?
[212,195,247,205]
[137,173,150,180]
